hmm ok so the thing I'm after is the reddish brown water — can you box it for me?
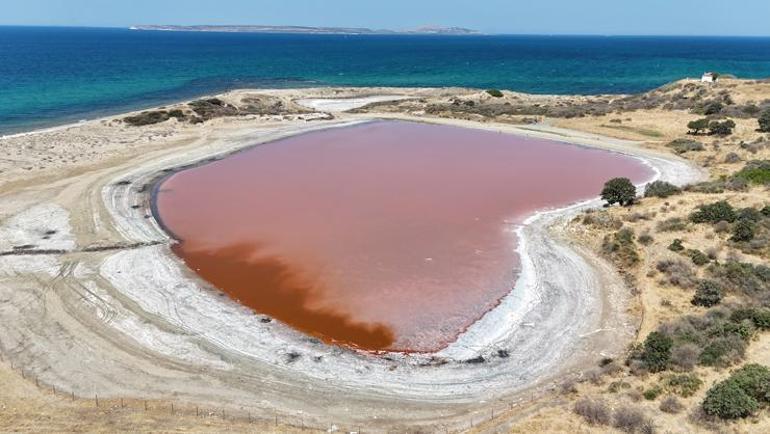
[156,121,653,352]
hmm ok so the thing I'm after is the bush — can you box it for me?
[733,160,770,185]
[660,395,684,413]
[728,364,770,403]
[670,344,701,372]
[702,379,760,419]
[664,373,703,397]
[643,386,663,400]
[731,219,756,242]
[666,139,704,154]
[690,201,737,224]
[759,109,770,132]
[657,217,686,232]
[612,406,653,433]
[692,280,723,307]
[730,307,770,330]
[644,180,681,198]
[486,89,504,98]
[699,335,746,367]
[641,332,673,373]
[668,239,685,252]
[687,249,710,266]
[574,398,611,425]
[709,119,736,136]
[602,178,637,206]
[656,258,696,288]
[602,229,640,268]
[724,152,741,163]
[708,261,770,295]
[638,233,654,245]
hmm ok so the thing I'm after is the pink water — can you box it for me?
[156,121,653,352]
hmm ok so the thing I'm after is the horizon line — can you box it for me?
[2,24,770,38]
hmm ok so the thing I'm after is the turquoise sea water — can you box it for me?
[2,26,770,134]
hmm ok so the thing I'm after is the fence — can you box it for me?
[2,352,553,433]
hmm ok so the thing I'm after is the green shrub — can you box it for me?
[702,380,759,419]
[667,139,704,154]
[486,89,504,98]
[703,101,724,115]
[690,201,737,224]
[638,234,654,245]
[731,219,756,242]
[698,336,746,367]
[643,386,663,400]
[641,332,673,372]
[728,364,770,403]
[733,160,770,185]
[601,178,637,206]
[708,261,770,295]
[731,307,770,330]
[644,180,681,198]
[709,119,736,136]
[759,109,770,132]
[668,239,685,252]
[664,373,703,397]
[687,249,710,266]
[691,280,722,307]
[123,110,171,126]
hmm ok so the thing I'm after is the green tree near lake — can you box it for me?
[687,118,710,135]
[601,178,636,206]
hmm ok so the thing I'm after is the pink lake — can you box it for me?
[156,121,653,352]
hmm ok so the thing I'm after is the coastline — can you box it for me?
[0,88,705,430]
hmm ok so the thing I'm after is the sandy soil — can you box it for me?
[0,85,723,432]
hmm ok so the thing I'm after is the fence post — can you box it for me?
[95,394,99,408]
[171,403,174,415]
[121,398,125,409]
[71,391,75,401]
[52,385,56,395]
[35,377,39,387]
[196,406,199,417]
[221,408,225,420]
[144,400,148,411]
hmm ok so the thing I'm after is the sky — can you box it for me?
[2,0,770,36]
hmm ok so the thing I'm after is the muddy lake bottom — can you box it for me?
[155,121,653,352]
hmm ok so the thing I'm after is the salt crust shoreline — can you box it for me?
[0,93,705,429]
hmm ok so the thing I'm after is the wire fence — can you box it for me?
[3,351,552,433]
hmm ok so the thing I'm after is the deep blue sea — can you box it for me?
[2,26,770,135]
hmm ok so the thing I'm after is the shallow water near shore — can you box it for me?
[155,120,653,351]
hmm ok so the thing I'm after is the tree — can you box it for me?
[641,331,673,373]
[759,109,770,133]
[601,177,636,206]
[687,118,710,135]
[709,119,736,136]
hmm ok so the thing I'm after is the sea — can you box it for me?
[2,26,770,135]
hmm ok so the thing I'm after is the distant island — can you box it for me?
[129,25,479,35]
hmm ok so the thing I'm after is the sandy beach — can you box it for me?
[0,86,711,431]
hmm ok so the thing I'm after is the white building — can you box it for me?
[701,72,719,83]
